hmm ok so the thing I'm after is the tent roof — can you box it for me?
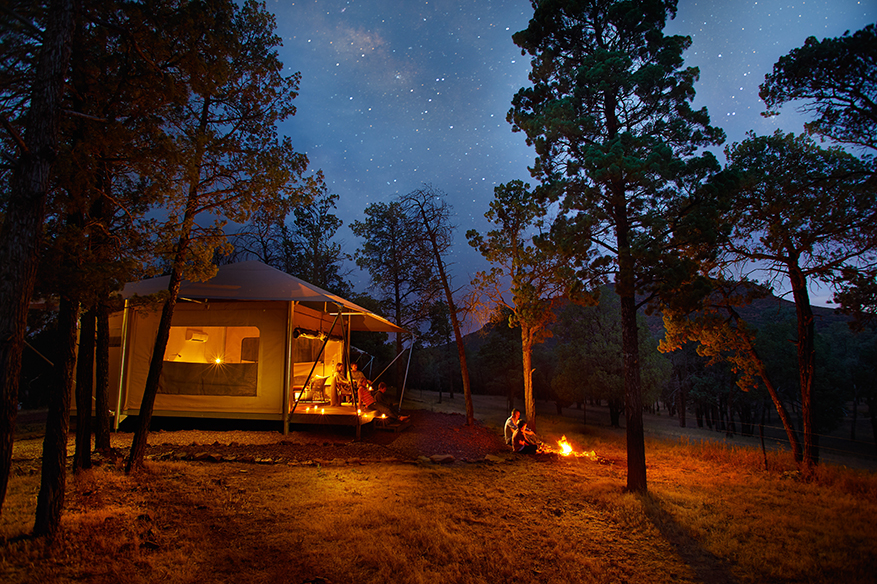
[123,261,406,334]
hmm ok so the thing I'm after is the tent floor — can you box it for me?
[287,404,377,427]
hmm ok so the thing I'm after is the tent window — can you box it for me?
[163,326,260,364]
[159,326,260,396]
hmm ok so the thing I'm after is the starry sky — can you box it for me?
[269,0,876,306]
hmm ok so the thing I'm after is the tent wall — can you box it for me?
[121,301,287,418]
[114,300,346,421]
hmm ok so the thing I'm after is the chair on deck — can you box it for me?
[303,376,328,403]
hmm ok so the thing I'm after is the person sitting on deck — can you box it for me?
[357,379,408,422]
[512,421,539,454]
[328,362,351,407]
[350,362,368,387]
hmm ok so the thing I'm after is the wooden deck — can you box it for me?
[287,403,377,427]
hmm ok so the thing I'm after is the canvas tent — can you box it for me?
[107,261,405,433]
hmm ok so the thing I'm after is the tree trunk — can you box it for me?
[789,265,816,472]
[94,297,112,451]
[125,267,184,473]
[850,393,857,442]
[33,295,78,539]
[730,306,804,463]
[609,399,622,428]
[521,331,536,429]
[74,308,95,471]
[867,395,877,457]
[127,94,209,473]
[0,0,75,514]
[415,201,474,425]
[620,290,646,493]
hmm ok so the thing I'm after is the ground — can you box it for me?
[3,393,876,584]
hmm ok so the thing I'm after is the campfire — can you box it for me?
[546,435,601,462]
[558,436,573,456]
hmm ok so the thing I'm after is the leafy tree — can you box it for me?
[400,185,475,425]
[421,300,455,401]
[509,0,724,492]
[0,0,75,520]
[661,281,805,461]
[232,185,351,296]
[553,288,670,428]
[126,0,317,472]
[467,179,589,429]
[760,24,877,320]
[284,189,350,296]
[760,24,877,154]
[720,130,876,470]
[473,311,524,410]
[351,201,433,389]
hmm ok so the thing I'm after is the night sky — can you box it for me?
[269,0,875,306]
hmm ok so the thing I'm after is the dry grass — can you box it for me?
[2,397,876,584]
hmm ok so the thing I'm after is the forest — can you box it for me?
[1,0,875,542]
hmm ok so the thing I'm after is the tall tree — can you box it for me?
[553,287,670,428]
[719,130,875,470]
[661,281,805,462]
[351,201,433,389]
[509,0,724,492]
[467,180,590,429]
[230,183,352,297]
[126,0,317,472]
[400,185,475,425]
[760,24,877,154]
[0,0,75,516]
[760,24,877,320]
[282,189,351,296]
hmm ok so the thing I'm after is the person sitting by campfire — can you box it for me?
[504,409,521,446]
[357,379,408,422]
[512,421,539,454]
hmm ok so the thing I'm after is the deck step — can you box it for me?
[375,418,411,432]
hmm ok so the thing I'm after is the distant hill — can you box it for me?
[455,288,852,355]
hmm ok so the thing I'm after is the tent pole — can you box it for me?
[346,312,361,440]
[114,299,132,431]
[283,301,295,435]
[372,343,410,384]
[398,336,415,411]
[289,310,341,416]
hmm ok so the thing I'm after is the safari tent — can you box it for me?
[107,261,405,433]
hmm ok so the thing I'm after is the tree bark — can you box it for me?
[410,195,475,425]
[789,264,817,472]
[521,330,536,428]
[125,263,185,473]
[620,291,647,493]
[73,308,96,471]
[33,295,78,539]
[616,201,646,493]
[0,0,75,513]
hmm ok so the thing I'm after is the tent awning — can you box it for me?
[123,261,406,334]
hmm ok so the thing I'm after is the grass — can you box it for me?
[2,398,876,584]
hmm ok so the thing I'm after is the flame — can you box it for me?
[558,436,573,456]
